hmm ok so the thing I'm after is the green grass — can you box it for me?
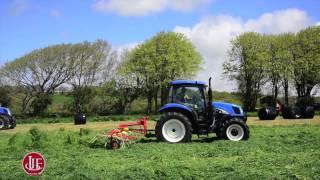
[0,120,320,179]
[16,115,159,124]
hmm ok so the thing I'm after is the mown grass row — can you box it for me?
[0,124,320,179]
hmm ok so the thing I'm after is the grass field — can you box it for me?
[1,117,320,179]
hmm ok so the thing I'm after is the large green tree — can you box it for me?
[294,26,320,98]
[275,33,296,105]
[69,40,115,113]
[265,34,281,100]
[0,86,11,107]
[223,32,268,111]
[1,44,77,114]
[120,31,203,113]
[0,77,11,107]
[264,33,296,105]
[96,49,139,115]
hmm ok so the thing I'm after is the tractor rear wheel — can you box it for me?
[219,118,249,141]
[0,115,9,130]
[9,116,16,129]
[156,112,192,143]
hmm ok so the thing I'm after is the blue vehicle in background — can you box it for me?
[0,107,16,130]
[155,78,249,143]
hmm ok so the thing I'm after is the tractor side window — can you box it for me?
[175,86,205,111]
[167,86,173,103]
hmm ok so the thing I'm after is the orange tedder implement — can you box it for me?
[106,117,154,149]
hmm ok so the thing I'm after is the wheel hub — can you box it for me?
[231,129,238,136]
[226,124,244,141]
[162,119,186,143]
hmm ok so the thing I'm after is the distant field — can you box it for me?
[3,116,320,134]
[0,117,320,179]
[8,91,244,115]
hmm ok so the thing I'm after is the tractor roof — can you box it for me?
[170,80,206,86]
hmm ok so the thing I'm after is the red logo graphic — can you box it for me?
[22,152,45,176]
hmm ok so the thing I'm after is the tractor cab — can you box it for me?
[167,80,210,122]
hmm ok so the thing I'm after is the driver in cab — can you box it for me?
[176,87,198,109]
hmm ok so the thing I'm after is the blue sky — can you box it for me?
[1,0,319,91]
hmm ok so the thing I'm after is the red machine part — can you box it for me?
[118,116,148,136]
[107,116,149,149]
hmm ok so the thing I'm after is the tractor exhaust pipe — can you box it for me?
[208,77,213,104]
[208,77,214,121]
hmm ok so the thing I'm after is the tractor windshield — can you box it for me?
[173,86,206,111]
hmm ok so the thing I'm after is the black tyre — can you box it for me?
[291,106,302,119]
[301,106,315,119]
[9,116,16,129]
[282,106,302,119]
[215,129,223,139]
[219,118,249,141]
[74,113,86,125]
[155,112,193,143]
[0,115,10,130]
[282,107,290,119]
[258,107,277,120]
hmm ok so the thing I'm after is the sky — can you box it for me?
[1,0,319,91]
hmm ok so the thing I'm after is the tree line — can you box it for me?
[0,32,202,116]
[1,26,319,116]
[223,25,320,111]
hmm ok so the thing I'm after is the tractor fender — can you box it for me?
[0,107,10,116]
[159,103,197,125]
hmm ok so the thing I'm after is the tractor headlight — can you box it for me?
[216,108,229,115]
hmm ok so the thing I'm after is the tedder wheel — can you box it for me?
[219,118,249,141]
[109,140,121,150]
[9,116,16,129]
[155,112,192,143]
[0,115,9,130]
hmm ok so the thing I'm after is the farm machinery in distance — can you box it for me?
[0,107,16,130]
[103,77,249,149]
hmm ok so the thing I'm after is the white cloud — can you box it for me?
[174,8,312,91]
[245,8,311,33]
[92,0,211,16]
[170,0,211,12]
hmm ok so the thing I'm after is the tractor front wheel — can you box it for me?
[0,115,9,130]
[9,116,16,129]
[219,118,249,141]
[156,112,192,143]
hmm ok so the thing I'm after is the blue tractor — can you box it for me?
[155,78,249,142]
[0,107,16,130]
